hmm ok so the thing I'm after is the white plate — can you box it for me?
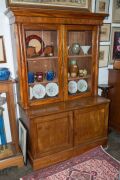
[77,79,88,92]
[46,83,59,97]
[32,84,46,99]
[68,81,77,94]
[29,87,33,100]
[26,35,45,55]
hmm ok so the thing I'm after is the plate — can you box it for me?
[29,87,33,100]
[26,35,45,55]
[46,83,59,97]
[77,79,88,92]
[68,81,77,94]
[32,84,46,99]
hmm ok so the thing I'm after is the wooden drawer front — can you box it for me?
[34,112,73,156]
[74,105,108,145]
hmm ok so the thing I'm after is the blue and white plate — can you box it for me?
[77,79,88,92]
[32,84,46,99]
[46,83,59,97]
[68,81,77,94]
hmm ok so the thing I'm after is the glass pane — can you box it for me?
[25,30,59,101]
[67,30,92,96]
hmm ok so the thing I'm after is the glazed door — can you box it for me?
[21,24,63,107]
[64,25,98,100]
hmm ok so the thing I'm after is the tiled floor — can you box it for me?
[106,130,120,161]
[0,129,120,180]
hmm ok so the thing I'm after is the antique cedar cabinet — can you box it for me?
[6,6,109,170]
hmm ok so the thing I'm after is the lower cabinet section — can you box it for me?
[20,97,109,170]
[74,105,108,145]
[34,112,73,158]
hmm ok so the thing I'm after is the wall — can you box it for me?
[92,0,112,85]
[0,0,13,143]
[0,0,119,143]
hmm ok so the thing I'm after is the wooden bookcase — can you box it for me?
[0,80,23,169]
[6,7,109,170]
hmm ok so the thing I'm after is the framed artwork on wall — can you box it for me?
[99,45,109,68]
[112,0,120,23]
[111,27,120,69]
[95,0,110,14]
[100,23,111,42]
[0,36,6,63]
[19,119,27,164]
[7,0,91,11]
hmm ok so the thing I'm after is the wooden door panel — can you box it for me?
[74,106,107,145]
[34,112,73,156]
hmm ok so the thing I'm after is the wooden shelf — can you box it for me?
[30,95,59,101]
[68,89,90,96]
[27,56,58,61]
[68,75,91,81]
[68,55,92,59]
[28,77,58,86]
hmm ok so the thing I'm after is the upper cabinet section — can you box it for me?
[25,26,63,104]
[64,26,93,100]
[23,25,64,106]
[5,7,107,108]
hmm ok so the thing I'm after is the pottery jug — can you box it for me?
[70,60,79,78]
[71,43,80,55]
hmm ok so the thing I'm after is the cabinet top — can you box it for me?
[22,96,110,118]
[0,78,15,84]
[5,6,107,25]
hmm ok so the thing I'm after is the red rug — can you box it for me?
[21,146,120,180]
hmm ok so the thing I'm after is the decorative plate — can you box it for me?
[46,83,59,97]
[32,84,46,99]
[77,79,88,92]
[26,35,45,55]
[68,81,77,94]
[29,87,33,100]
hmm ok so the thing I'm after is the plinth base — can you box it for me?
[0,154,24,170]
[0,144,24,170]
[0,144,13,160]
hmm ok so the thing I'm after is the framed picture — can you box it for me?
[112,0,120,23]
[111,27,120,68]
[7,0,91,11]
[95,0,110,14]
[0,36,6,63]
[100,23,111,42]
[19,119,27,164]
[99,45,109,67]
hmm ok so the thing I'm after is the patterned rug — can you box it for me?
[21,146,120,180]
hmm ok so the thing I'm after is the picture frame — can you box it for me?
[112,0,120,23]
[95,0,110,14]
[99,45,110,67]
[100,23,111,42]
[19,119,27,164]
[111,27,120,68]
[0,36,6,63]
[7,0,91,11]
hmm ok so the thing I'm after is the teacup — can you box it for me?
[46,71,56,81]
[36,72,44,82]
